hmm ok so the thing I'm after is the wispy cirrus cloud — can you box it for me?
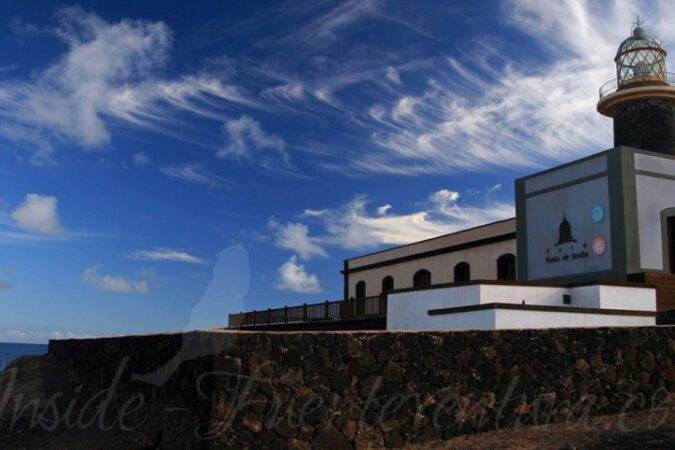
[4,1,668,178]
[160,163,227,187]
[282,0,383,45]
[271,187,513,255]
[219,115,289,169]
[132,152,151,166]
[0,7,261,163]
[129,248,208,265]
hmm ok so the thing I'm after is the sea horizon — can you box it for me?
[0,342,49,372]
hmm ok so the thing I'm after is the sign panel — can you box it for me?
[526,177,612,280]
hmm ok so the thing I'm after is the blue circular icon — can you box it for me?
[591,205,605,223]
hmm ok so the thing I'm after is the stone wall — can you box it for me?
[48,327,675,449]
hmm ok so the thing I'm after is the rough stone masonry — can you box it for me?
[47,327,675,449]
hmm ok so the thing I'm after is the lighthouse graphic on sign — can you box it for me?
[555,214,577,246]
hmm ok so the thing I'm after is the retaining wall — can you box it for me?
[48,326,675,449]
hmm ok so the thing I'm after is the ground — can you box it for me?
[1,355,674,449]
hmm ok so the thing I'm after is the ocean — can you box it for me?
[0,342,48,372]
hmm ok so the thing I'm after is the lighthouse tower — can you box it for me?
[597,21,675,154]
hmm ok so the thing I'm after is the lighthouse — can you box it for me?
[597,21,675,154]
[515,19,675,321]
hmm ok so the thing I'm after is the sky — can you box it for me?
[0,0,670,343]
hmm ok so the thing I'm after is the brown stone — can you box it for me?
[250,393,268,414]
[590,353,603,369]
[313,425,353,450]
[513,403,531,415]
[483,346,497,360]
[288,438,311,450]
[383,361,404,383]
[281,367,304,386]
[348,339,363,356]
[342,419,358,441]
[243,413,262,434]
[575,358,590,372]
[662,366,675,381]
[275,419,298,438]
[638,370,651,386]
[640,351,656,371]
[624,347,638,364]
[355,424,385,450]
[293,385,315,404]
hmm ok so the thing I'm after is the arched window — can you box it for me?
[497,254,517,280]
[381,276,394,293]
[413,269,431,288]
[355,281,366,299]
[454,262,471,283]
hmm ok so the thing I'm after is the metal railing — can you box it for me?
[599,73,675,98]
[228,295,387,328]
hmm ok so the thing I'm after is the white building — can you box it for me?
[350,25,675,331]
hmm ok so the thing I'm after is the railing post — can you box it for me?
[325,300,329,319]
[303,303,308,321]
[379,293,387,316]
[267,308,272,325]
[253,310,257,326]
[284,306,288,324]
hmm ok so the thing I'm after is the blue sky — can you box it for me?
[0,0,668,343]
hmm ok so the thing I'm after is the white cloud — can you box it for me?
[303,209,327,217]
[279,188,514,251]
[129,248,208,265]
[160,163,226,187]
[376,204,392,215]
[385,66,401,84]
[11,193,63,235]
[262,82,305,101]
[285,0,382,44]
[82,265,151,294]
[219,115,289,168]
[0,280,11,290]
[275,256,322,293]
[132,152,151,166]
[1,329,94,342]
[270,221,327,260]
[0,7,259,160]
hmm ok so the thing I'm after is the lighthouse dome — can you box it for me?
[615,25,668,87]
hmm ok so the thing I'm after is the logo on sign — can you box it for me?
[592,205,605,223]
[592,236,607,255]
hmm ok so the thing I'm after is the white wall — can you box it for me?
[387,285,482,330]
[480,284,568,306]
[387,282,656,330]
[494,309,654,329]
[634,170,675,270]
[571,285,656,311]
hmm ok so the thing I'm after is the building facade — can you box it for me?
[342,218,516,299]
